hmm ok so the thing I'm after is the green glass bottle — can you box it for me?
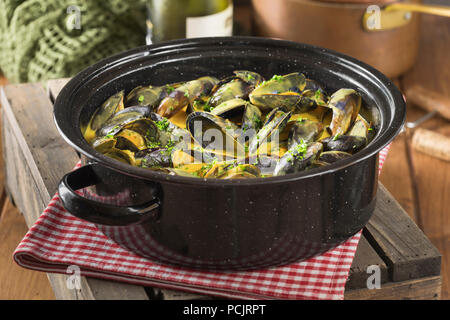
[146,0,233,44]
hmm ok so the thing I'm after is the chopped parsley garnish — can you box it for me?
[155,118,171,132]
[146,140,161,149]
[203,104,214,112]
[105,134,114,139]
[138,95,145,103]
[184,89,190,98]
[247,74,255,81]
[368,127,374,131]
[253,116,263,129]
[270,75,283,82]
[332,134,340,141]
[315,89,322,100]
[166,85,175,94]
[294,140,308,160]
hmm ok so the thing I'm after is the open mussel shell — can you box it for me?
[248,108,291,154]
[288,119,324,149]
[327,88,362,136]
[171,147,217,167]
[319,151,352,163]
[210,98,248,118]
[208,78,251,107]
[298,79,329,109]
[125,85,167,109]
[96,106,152,137]
[89,91,124,131]
[202,162,261,179]
[157,76,218,118]
[249,72,307,111]
[104,149,136,166]
[239,154,279,176]
[240,102,263,142]
[149,112,191,145]
[219,164,261,179]
[92,136,116,153]
[347,114,375,142]
[115,129,147,152]
[322,135,367,153]
[273,142,323,176]
[186,112,245,158]
[307,160,330,170]
[233,70,264,86]
[135,148,173,169]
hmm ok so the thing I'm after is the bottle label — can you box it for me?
[186,4,233,38]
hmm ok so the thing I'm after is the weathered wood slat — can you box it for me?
[364,184,442,282]
[0,84,149,300]
[345,236,389,290]
[344,276,441,300]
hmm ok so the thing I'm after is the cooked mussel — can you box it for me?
[135,148,173,169]
[248,108,291,154]
[202,162,261,179]
[233,70,265,88]
[186,112,245,158]
[89,91,125,132]
[298,79,329,109]
[115,129,147,152]
[125,85,167,109]
[92,136,116,153]
[319,151,352,163]
[327,89,362,136]
[322,135,367,153]
[104,148,136,166]
[96,106,152,138]
[273,142,323,176]
[249,73,307,112]
[239,154,279,176]
[208,78,251,107]
[157,76,219,118]
[288,119,324,149]
[210,98,248,118]
[207,71,264,107]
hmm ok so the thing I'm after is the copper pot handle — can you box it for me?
[363,3,450,31]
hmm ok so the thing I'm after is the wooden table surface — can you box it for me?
[0,4,449,300]
[378,12,450,299]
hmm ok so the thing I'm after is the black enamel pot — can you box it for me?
[54,37,405,271]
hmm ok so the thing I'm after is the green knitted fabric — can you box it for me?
[0,0,148,83]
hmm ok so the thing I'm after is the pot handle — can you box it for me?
[363,3,450,31]
[58,163,160,226]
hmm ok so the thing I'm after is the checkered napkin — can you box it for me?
[13,146,391,300]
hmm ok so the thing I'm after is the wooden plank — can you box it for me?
[344,276,441,300]
[345,235,389,290]
[379,132,417,222]
[428,235,450,300]
[0,199,55,299]
[46,78,71,104]
[401,10,450,299]
[364,184,441,282]
[1,83,149,300]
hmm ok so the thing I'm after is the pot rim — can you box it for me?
[54,36,406,187]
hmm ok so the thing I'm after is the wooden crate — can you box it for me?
[0,80,442,300]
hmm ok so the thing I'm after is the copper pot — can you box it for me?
[252,0,450,78]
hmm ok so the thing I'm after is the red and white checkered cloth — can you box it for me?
[13,146,391,300]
